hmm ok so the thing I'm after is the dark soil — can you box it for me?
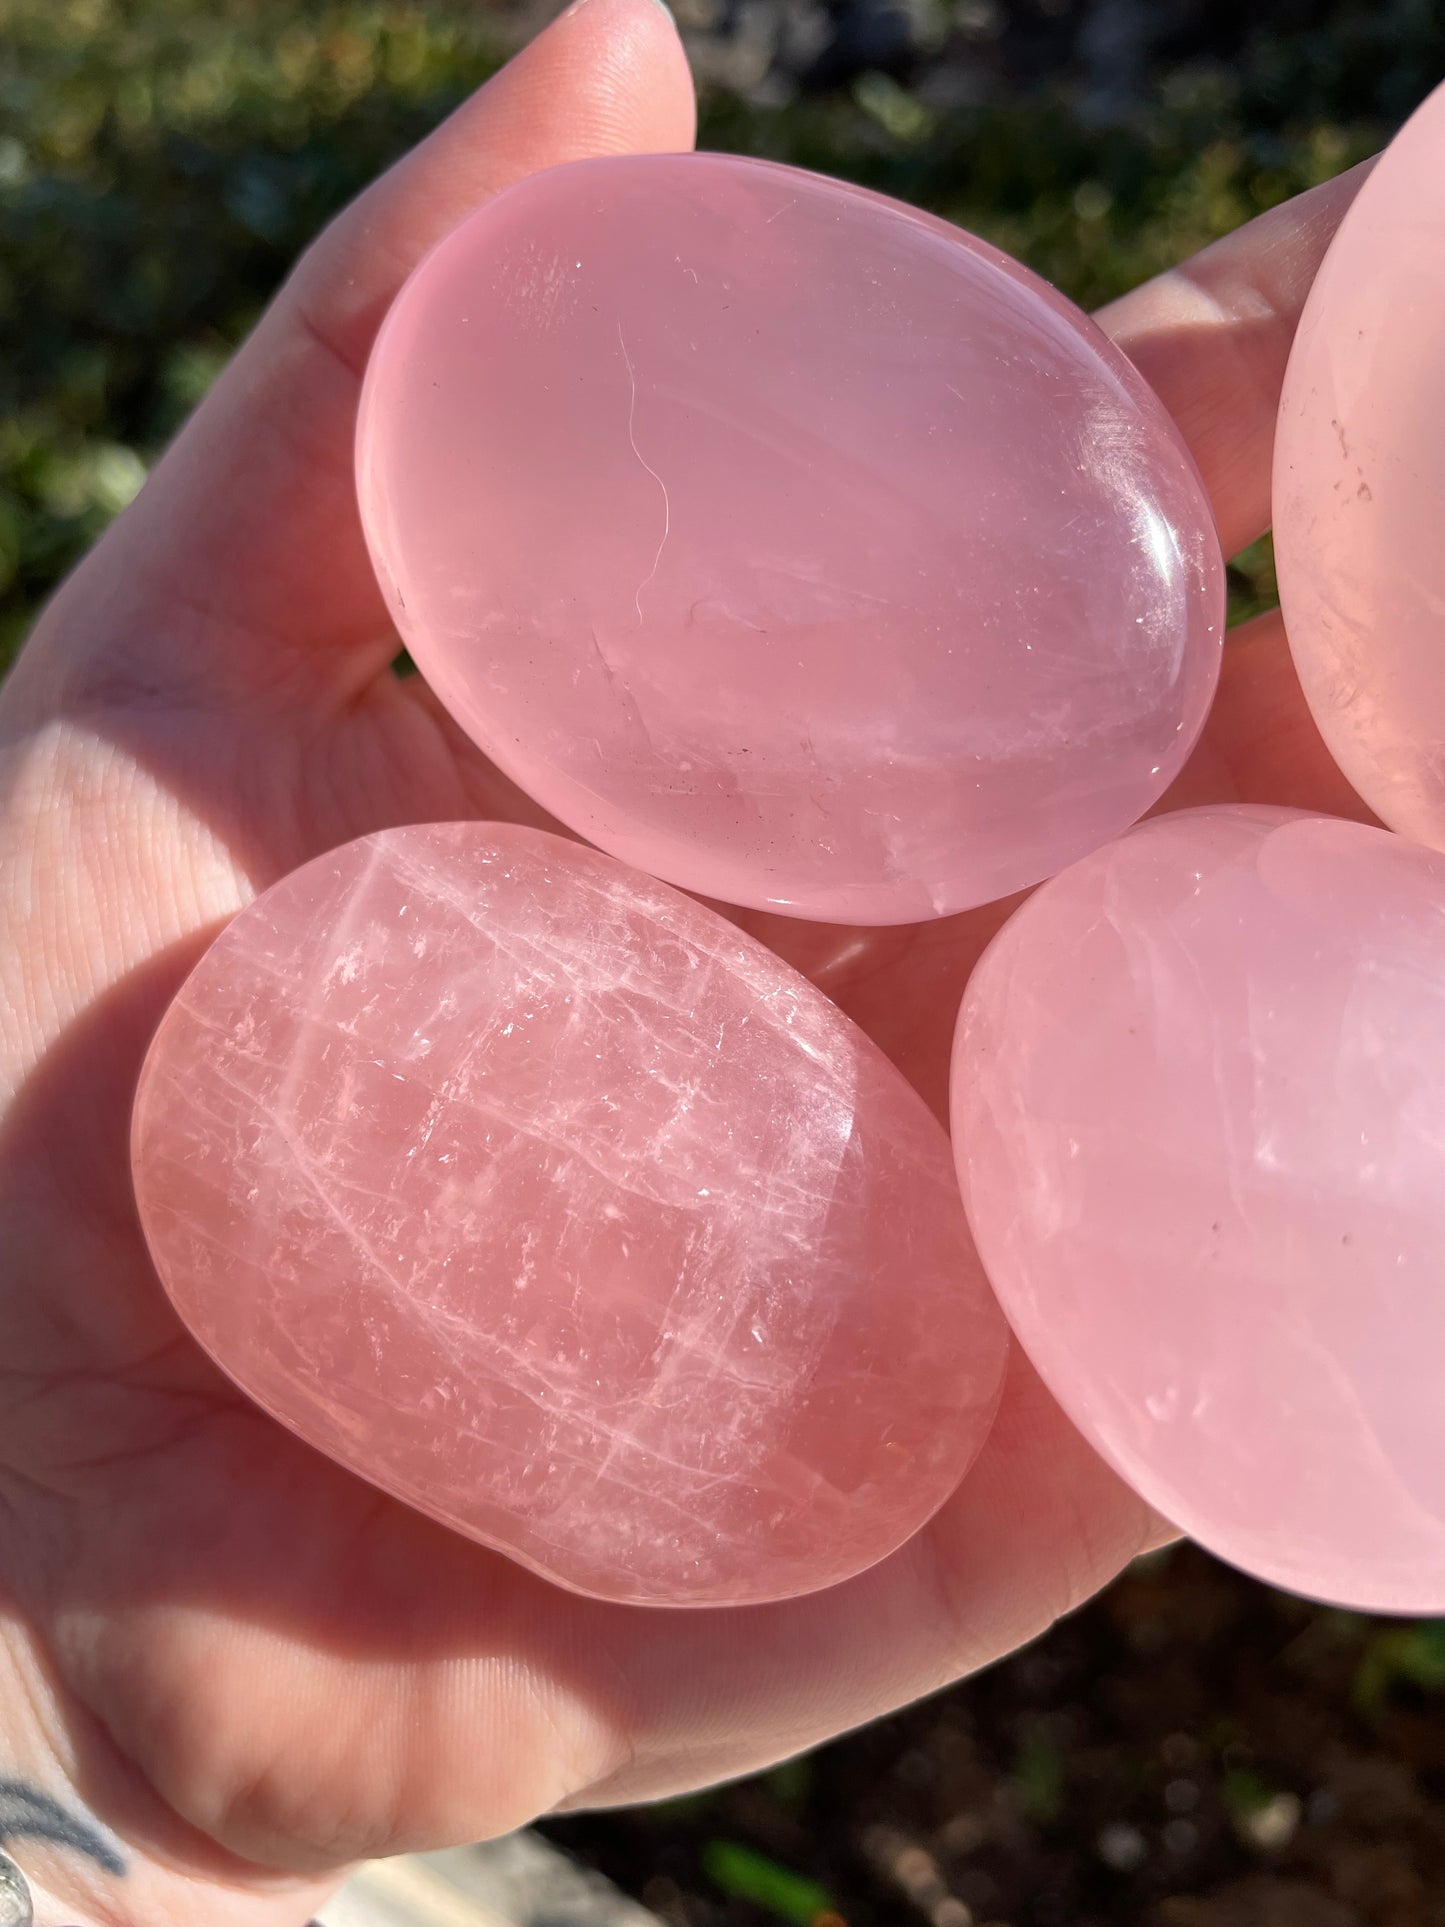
[547,1547,1445,1927]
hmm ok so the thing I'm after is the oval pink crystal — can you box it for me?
[953,805,1445,1613]
[132,823,1008,1607]
[1276,83,1445,848]
[356,153,1224,923]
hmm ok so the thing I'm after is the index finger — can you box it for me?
[1098,160,1374,559]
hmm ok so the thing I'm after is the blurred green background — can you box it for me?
[3,2,1444,1921]
[6,0,1431,667]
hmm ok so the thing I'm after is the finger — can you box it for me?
[1098,160,1374,558]
[564,1347,1164,1815]
[82,1346,1157,1868]
[33,0,695,710]
[1167,605,1380,824]
[750,615,1384,1127]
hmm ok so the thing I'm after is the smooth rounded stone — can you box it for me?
[132,823,1009,1607]
[357,153,1224,924]
[1276,82,1445,847]
[953,805,1445,1613]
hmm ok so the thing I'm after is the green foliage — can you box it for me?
[1222,1765,1282,1819]
[0,0,508,664]
[701,1839,836,1923]
[702,86,1375,316]
[0,0,1418,669]
[1355,1618,1445,1716]
[1227,532,1279,630]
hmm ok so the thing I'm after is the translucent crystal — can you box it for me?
[954,806,1445,1612]
[1276,81,1445,848]
[133,823,1009,1607]
[357,153,1224,923]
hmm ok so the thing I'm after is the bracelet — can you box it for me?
[0,1851,32,1927]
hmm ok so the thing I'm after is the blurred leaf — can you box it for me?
[1355,1619,1445,1716]
[1222,1767,1278,1818]
[852,70,934,144]
[702,1840,835,1923]
[1226,531,1279,628]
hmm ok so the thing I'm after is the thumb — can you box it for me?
[35,0,696,712]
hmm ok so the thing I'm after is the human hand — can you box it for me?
[0,3,1374,1917]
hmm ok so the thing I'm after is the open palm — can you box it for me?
[0,7,1374,1922]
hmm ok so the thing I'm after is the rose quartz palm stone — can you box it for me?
[1276,82,1445,848]
[954,805,1445,1613]
[356,153,1224,923]
[132,822,1009,1607]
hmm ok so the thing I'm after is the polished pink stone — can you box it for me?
[953,806,1445,1612]
[356,153,1224,923]
[132,823,1008,1607]
[1276,82,1445,847]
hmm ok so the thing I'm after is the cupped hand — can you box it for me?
[0,6,1374,1921]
